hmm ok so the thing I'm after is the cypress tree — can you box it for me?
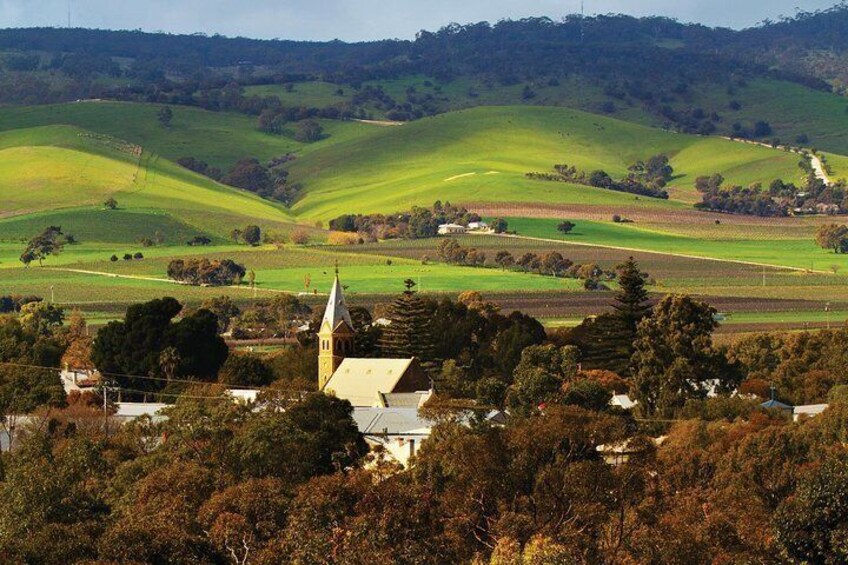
[379,279,437,370]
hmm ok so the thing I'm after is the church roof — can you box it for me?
[322,274,353,331]
[324,358,417,406]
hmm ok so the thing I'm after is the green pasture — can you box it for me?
[0,101,372,171]
[0,125,297,238]
[0,241,585,307]
[506,217,848,272]
[249,74,848,157]
[245,82,350,108]
[684,78,848,158]
[287,105,802,220]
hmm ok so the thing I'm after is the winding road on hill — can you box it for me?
[722,137,833,186]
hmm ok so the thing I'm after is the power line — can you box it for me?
[0,361,263,390]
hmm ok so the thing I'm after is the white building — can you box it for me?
[60,368,100,395]
[793,404,829,422]
[438,223,467,235]
[610,394,637,410]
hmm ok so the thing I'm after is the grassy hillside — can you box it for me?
[287,105,804,220]
[0,101,373,171]
[0,125,295,242]
[250,75,848,159]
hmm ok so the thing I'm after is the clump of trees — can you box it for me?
[179,154,301,205]
[695,171,848,217]
[437,238,615,288]
[176,157,222,181]
[167,258,247,286]
[0,294,42,313]
[186,235,212,246]
[526,155,672,199]
[91,297,228,395]
[329,201,482,240]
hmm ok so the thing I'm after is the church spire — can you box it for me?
[318,271,355,390]
[322,272,353,331]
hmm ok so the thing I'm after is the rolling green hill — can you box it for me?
[0,124,294,242]
[249,75,848,159]
[286,105,805,221]
[0,101,372,171]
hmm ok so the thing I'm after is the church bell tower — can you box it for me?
[318,272,355,390]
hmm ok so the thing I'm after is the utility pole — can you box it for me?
[826,302,832,330]
[580,1,585,44]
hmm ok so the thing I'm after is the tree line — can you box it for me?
[329,201,493,240]
[695,171,848,217]
[436,239,616,290]
[526,155,673,200]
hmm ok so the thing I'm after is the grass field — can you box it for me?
[0,101,373,171]
[504,217,848,273]
[253,75,848,158]
[0,124,298,241]
[287,105,803,220]
[1,99,848,331]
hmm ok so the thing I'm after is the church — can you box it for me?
[318,273,432,408]
[317,274,435,465]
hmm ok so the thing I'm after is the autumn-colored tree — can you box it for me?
[815,223,848,253]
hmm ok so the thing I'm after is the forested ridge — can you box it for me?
[2,5,848,101]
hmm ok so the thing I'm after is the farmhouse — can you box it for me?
[438,223,467,235]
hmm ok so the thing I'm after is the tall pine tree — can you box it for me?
[568,257,651,376]
[379,279,437,371]
[612,257,652,332]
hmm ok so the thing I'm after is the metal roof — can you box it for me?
[352,407,432,436]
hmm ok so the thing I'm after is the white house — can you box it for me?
[352,407,432,467]
[793,404,829,422]
[438,223,467,235]
[467,221,489,231]
[60,368,100,395]
[610,394,637,410]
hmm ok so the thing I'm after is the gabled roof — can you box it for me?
[610,394,637,410]
[352,407,432,435]
[322,274,353,331]
[761,399,793,411]
[324,358,415,406]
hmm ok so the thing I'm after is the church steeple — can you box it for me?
[318,272,355,390]
[322,271,353,332]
